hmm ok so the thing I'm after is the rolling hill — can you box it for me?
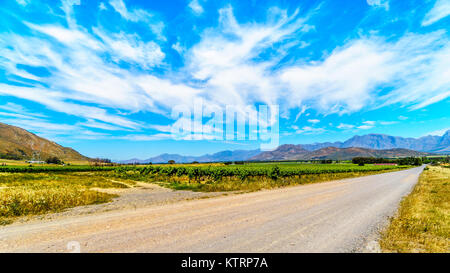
[0,122,88,161]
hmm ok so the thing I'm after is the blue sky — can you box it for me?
[0,0,449,160]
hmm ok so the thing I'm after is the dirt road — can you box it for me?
[0,166,424,253]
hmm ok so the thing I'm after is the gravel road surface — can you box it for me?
[0,166,424,253]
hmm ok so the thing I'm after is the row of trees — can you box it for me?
[352,157,423,166]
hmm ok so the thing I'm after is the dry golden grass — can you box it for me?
[0,159,31,166]
[0,172,133,225]
[380,165,450,253]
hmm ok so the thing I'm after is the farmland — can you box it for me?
[110,163,410,191]
[0,162,410,225]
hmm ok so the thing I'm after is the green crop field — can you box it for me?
[109,163,410,191]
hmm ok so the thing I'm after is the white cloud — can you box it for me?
[93,29,165,68]
[60,0,81,28]
[188,0,204,15]
[294,105,308,123]
[358,125,374,130]
[109,0,164,39]
[422,0,450,26]
[283,32,450,114]
[187,6,309,109]
[337,120,397,130]
[109,0,141,21]
[172,41,185,54]
[379,121,398,125]
[0,102,46,118]
[1,117,78,133]
[337,123,354,129]
[117,133,173,141]
[366,0,389,10]
[282,39,394,113]
[0,84,141,129]
[362,120,375,125]
[295,126,325,135]
[99,2,107,10]
[16,0,29,6]
[77,119,128,131]
[424,127,450,136]
[307,119,320,124]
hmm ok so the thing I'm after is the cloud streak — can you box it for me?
[422,0,450,26]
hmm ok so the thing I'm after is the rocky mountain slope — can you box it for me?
[0,122,88,161]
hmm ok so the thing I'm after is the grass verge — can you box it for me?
[380,165,450,253]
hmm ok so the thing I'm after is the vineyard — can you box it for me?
[0,163,410,192]
[118,163,406,179]
[109,163,410,191]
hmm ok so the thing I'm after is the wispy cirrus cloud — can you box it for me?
[108,0,165,39]
[422,0,450,26]
[0,102,46,118]
[336,120,396,131]
[282,32,450,114]
[0,84,142,129]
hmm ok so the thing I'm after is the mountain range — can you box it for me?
[121,130,449,163]
[250,146,432,161]
[298,132,450,153]
[121,149,262,164]
[0,121,448,163]
[0,122,87,161]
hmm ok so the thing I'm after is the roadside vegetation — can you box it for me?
[380,165,450,253]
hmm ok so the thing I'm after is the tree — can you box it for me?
[168,160,175,164]
[46,156,61,164]
[268,166,281,180]
[413,157,422,166]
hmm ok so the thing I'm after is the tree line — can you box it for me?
[352,157,423,166]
